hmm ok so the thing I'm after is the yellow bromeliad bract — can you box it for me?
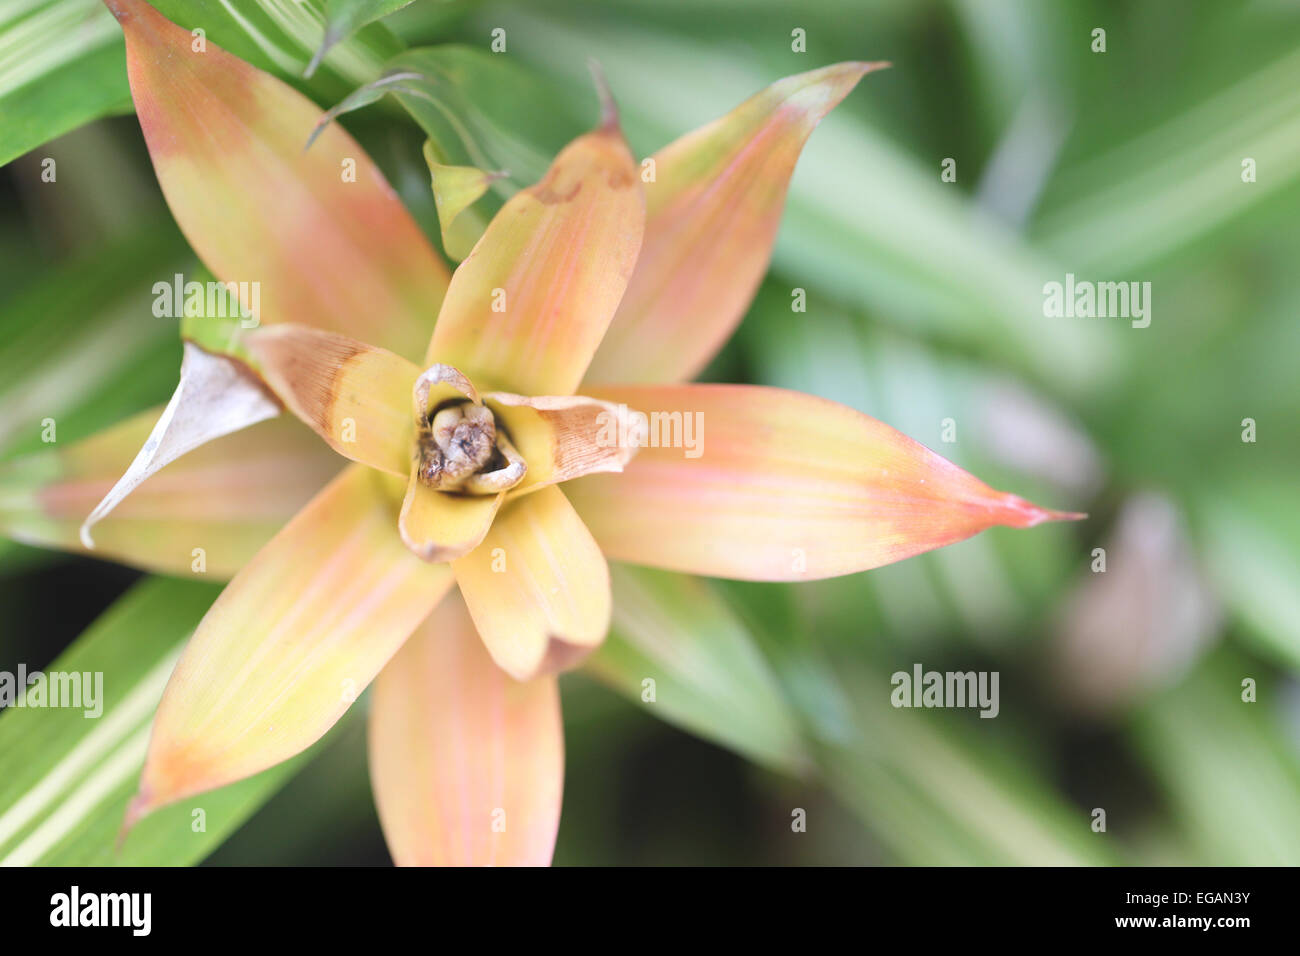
[4,0,1082,865]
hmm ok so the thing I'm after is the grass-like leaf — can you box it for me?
[0,578,325,865]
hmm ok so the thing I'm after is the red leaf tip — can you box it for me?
[587,58,620,131]
[997,493,1087,528]
[116,787,154,851]
[101,0,138,23]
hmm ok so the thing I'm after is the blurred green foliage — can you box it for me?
[1,0,1298,864]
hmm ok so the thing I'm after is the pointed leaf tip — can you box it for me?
[566,384,1084,581]
[586,61,883,384]
[422,145,501,261]
[117,789,153,847]
[101,0,132,22]
[133,466,453,810]
[999,496,1088,528]
[304,28,341,80]
[79,343,281,549]
[587,58,620,130]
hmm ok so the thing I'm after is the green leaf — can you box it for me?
[812,659,1114,865]
[306,0,414,79]
[490,7,1114,399]
[584,564,808,775]
[1033,43,1300,274]
[1130,648,1300,865]
[0,0,407,164]
[420,141,497,260]
[148,0,402,95]
[0,226,188,460]
[1195,479,1300,673]
[820,714,1116,865]
[0,577,320,865]
[0,1,131,167]
[716,580,1114,865]
[388,46,582,182]
[319,46,583,196]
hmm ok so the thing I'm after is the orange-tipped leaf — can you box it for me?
[453,485,611,681]
[0,407,340,579]
[127,465,453,822]
[586,62,885,384]
[566,384,1083,581]
[424,117,644,394]
[368,592,564,866]
[106,0,449,360]
[243,325,419,477]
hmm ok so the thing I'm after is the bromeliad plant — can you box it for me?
[2,0,1081,865]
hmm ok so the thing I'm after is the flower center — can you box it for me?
[416,399,526,495]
